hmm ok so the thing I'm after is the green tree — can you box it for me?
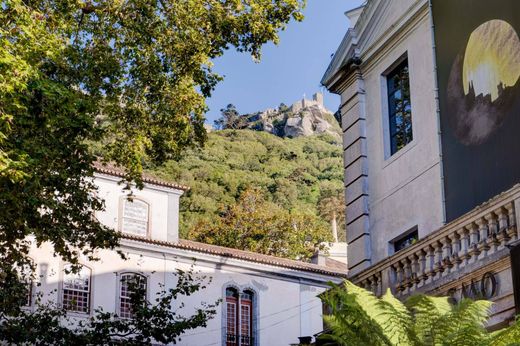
[0,0,305,316]
[319,281,520,346]
[0,268,219,345]
[318,190,346,242]
[188,187,333,260]
[214,104,248,130]
[149,130,344,238]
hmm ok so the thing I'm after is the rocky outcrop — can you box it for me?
[244,93,341,139]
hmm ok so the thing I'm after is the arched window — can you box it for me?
[121,198,150,237]
[240,290,254,346]
[62,264,91,313]
[226,287,239,346]
[119,273,147,319]
[225,287,255,346]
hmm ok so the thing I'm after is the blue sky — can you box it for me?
[205,0,365,124]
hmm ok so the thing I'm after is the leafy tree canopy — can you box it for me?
[144,129,346,244]
[0,0,305,315]
[188,187,333,259]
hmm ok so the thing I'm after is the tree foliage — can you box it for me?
[319,281,520,346]
[214,104,248,130]
[145,129,345,242]
[0,268,219,345]
[0,0,305,315]
[189,187,333,260]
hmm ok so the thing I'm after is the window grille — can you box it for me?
[225,287,254,346]
[62,264,91,313]
[121,198,149,236]
[119,273,147,319]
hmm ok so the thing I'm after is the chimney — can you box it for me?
[311,250,327,266]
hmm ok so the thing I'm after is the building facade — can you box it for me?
[323,0,520,328]
[27,164,347,345]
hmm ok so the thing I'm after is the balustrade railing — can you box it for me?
[351,186,520,297]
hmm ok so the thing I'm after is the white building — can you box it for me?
[323,0,520,329]
[27,163,347,346]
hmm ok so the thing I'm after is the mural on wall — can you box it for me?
[432,0,520,221]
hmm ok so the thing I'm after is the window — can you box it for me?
[240,291,253,346]
[121,198,149,237]
[119,273,147,319]
[225,287,255,346]
[62,264,91,313]
[393,227,419,253]
[226,288,239,346]
[387,58,412,155]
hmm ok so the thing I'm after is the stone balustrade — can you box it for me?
[350,185,520,297]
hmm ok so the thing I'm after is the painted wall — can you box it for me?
[28,241,328,346]
[339,0,445,270]
[94,173,182,242]
[27,175,330,345]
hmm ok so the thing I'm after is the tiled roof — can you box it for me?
[93,161,189,191]
[122,235,348,278]
[324,257,349,272]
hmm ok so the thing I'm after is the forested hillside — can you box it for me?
[147,129,345,243]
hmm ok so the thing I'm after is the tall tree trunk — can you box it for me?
[331,211,338,243]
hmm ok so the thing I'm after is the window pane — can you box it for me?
[387,59,412,155]
[120,273,146,319]
[122,199,149,236]
[63,264,90,313]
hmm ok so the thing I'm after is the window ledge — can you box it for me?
[382,139,417,168]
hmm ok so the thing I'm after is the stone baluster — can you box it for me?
[476,217,489,260]
[417,249,427,287]
[372,272,382,296]
[496,207,510,248]
[485,213,499,254]
[441,236,453,276]
[458,228,470,267]
[409,254,420,290]
[448,232,461,271]
[425,245,436,284]
[467,223,480,263]
[433,241,444,279]
[395,262,404,293]
[504,202,517,242]
[402,259,412,294]
[371,275,379,295]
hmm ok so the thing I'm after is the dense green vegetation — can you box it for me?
[320,281,520,346]
[147,129,345,242]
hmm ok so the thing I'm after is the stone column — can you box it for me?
[340,68,371,276]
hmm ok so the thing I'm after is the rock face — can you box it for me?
[244,92,341,139]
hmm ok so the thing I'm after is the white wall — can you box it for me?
[27,174,332,345]
[94,173,182,242]
[28,240,329,346]
[341,0,444,265]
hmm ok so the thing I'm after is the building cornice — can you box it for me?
[118,236,348,284]
[93,160,189,192]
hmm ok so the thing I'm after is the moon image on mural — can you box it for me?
[447,19,520,145]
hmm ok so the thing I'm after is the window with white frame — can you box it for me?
[225,287,255,346]
[121,198,149,237]
[119,273,147,319]
[62,264,91,313]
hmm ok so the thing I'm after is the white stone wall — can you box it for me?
[94,173,182,242]
[337,0,445,271]
[27,175,332,345]
[28,240,329,346]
